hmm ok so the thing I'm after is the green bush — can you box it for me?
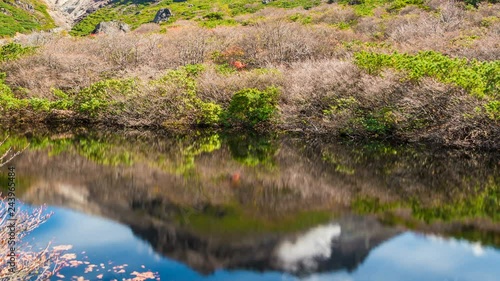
[289,13,312,24]
[50,88,74,110]
[0,43,35,62]
[461,0,497,8]
[0,73,28,110]
[156,64,205,97]
[323,97,359,115]
[75,79,137,116]
[387,0,424,11]
[154,64,223,126]
[361,107,398,135]
[354,51,500,99]
[195,101,222,126]
[485,100,500,120]
[270,0,322,10]
[203,12,224,20]
[224,87,280,127]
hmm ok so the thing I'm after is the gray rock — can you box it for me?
[92,21,130,34]
[153,8,173,23]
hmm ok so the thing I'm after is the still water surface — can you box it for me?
[2,130,499,280]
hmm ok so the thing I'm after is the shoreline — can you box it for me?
[1,116,499,151]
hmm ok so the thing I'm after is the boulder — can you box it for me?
[92,21,130,34]
[153,8,173,23]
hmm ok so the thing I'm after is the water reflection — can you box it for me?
[0,129,499,280]
[277,223,342,273]
[29,207,500,281]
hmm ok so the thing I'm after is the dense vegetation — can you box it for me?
[0,0,54,37]
[1,0,499,148]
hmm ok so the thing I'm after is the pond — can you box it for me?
[1,130,499,281]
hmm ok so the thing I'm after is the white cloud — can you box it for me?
[276,224,341,272]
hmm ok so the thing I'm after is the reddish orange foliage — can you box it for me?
[230,172,241,188]
[232,60,246,70]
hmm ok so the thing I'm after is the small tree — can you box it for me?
[1,137,72,280]
[224,87,280,128]
[0,136,24,168]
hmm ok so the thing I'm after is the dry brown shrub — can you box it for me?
[467,2,500,27]
[12,30,63,46]
[3,37,107,97]
[132,23,162,34]
[312,5,358,25]
[229,21,364,65]
[426,0,446,11]
[438,0,466,31]
[399,5,421,15]
[457,33,500,60]
[1,28,209,96]
[307,25,361,58]
[170,27,213,65]
[96,34,143,70]
[387,12,443,43]
[273,56,494,146]
[281,59,361,104]
[278,59,362,126]
[252,6,305,19]
[239,20,319,65]
[354,16,385,38]
[489,21,500,35]
[209,26,245,59]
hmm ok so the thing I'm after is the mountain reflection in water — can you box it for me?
[1,130,499,280]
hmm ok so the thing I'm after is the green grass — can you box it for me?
[0,0,55,37]
[268,0,322,10]
[336,0,425,16]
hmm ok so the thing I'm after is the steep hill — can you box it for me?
[44,0,111,28]
[0,0,55,36]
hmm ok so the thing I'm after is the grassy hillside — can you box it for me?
[71,0,326,35]
[71,0,498,35]
[0,0,55,37]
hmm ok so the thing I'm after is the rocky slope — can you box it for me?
[44,0,110,28]
[0,0,111,37]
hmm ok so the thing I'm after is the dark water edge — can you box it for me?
[0,126,499,280]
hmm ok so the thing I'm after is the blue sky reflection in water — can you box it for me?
[28,206,500,281]
[3,131,499,281]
